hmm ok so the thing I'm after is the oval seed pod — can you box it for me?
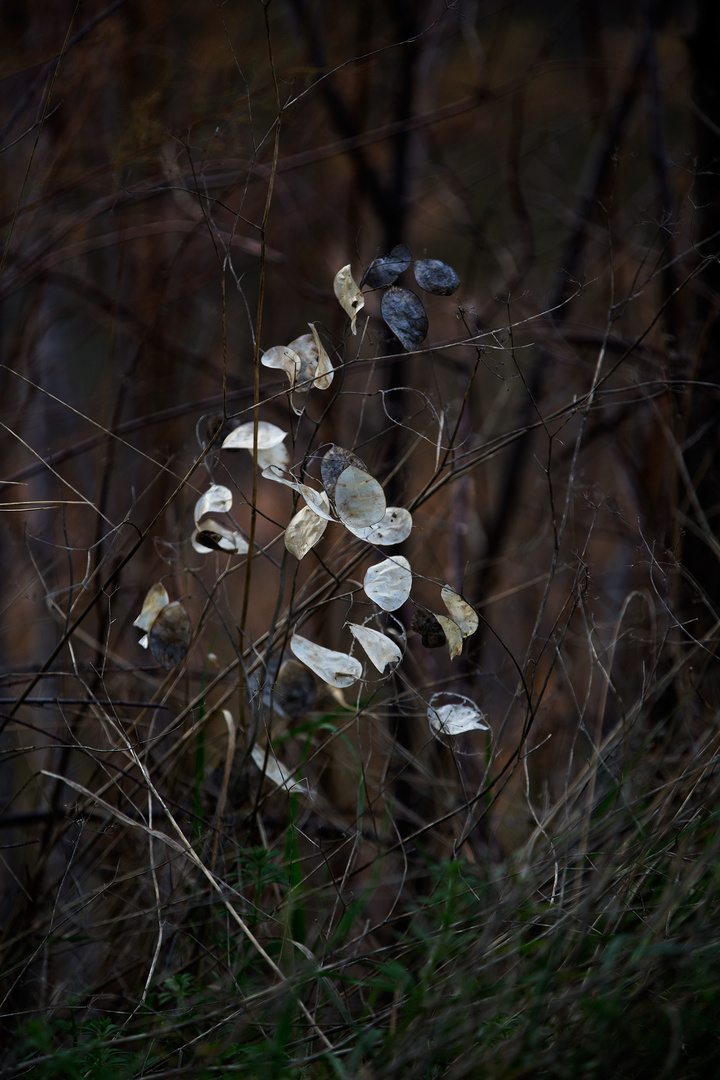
[334,466,386,529]
[381,286,428,352]
[360,243,412,288]
[191,520,248,555]
[134,582,169,633]
[272,659,317,717]
[333,265,364,334]
[345,506,413,545]
[410,608,446,649]
[290,633,362,689]
[284,501,330,560]
[440,585,479,637]
[413,258,460,295]
[364,556,412,611]
[435,614,463,660]
[347,623,402,673]
[428,693,489,737]
[148,601,192,670]
[194,484,233,525]
[321,445,369,504]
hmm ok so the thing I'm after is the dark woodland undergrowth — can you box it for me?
[2,1,720,1076]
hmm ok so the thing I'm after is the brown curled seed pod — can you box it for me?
[411,609,446,649]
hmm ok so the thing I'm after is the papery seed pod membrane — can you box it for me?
[262,466,336,521]
[321,445,369,503]
[148,601,192,670]
[260,344,303,388]
[347,623,402,673]
[256,442,290,471]
[333,265,364,334]
[251,745,310,794]
[191,521,248,555]
[363,556,412,612]
[381,286,428,352]
[360,243,412,289]
[133,582,169,633]
[435,614,463,660]
[308,323,334,389]
[334,466,386,529]
[428,693,489,736]
[287,333,318,387]
[284,502,330,559]
[413,258,460,295]
[440,585,479,637]
[221,420,288,452]
[345,506,413,545]
[290,633,362,688]
[194,484,233,525]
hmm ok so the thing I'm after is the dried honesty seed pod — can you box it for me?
[381,285,429,352]
[333,265,364,334]
[334,466,386,529]
[221,420,290,470]
[251,745,310,794]
[262,466,336,521]
[427,693,489,737]
[287,333,318,386]
[261,344,304,387]
[360,243,412,289]
[347,623,402,673]
[410,609,446,649]
[148,601,192,670]
[194,484,233,525]
[284,500,330,560]
[435,614,463,660]
[320,445,386,529]
[344,506,413,545]
[321,445,369,504]
[364,556,412,612]
[206,413,238,447]
[440,585,479,638]
[133,582,169,634]
[220,420,288,452]
[413,258,460,296]
[290,633,362,689]
[272,659,317,717]
[308,323,334,390]
[191,520,248,555]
